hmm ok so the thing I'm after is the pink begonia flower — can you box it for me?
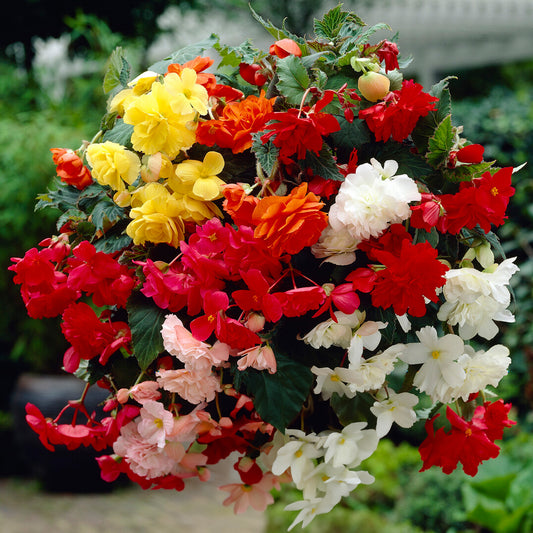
[156,368,222,404]
[113,420,176,479]
[220,472,280,514]
[161,313,217,372]
[130,381,162,404]
[237,344,277,374]
[137,400,175,448]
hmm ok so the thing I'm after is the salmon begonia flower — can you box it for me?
[269,38,302,58]
[50,148,93,190]
[252,183,328,257]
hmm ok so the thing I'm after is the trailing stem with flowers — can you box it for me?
[10,5,521,530]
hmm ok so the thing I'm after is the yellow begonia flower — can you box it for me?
[128,71,160,95]
[108,88,135,115]
[175,195,223,224]
[123,81,197,158]
[169,151,226,201]
[164,70,208,116]
[86,141,141,192]
[127,183,185,248]
[141,152,175,183]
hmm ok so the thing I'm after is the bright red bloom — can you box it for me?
[66,241,137,308]
[358,223,413,261]
[371,240,448,317]
[473,400,516,442]
[189,290,230,342]
[10,244,79,319]
[269,38,302,58]
[232,269,283,323]
[252,183,328,257]
[409,193,443,232]
[216,317,261,350]
[419,407,503,476]
[261,108,340,161]
[61,302,131,372]
[440,167,515,234]
[50,148,93,190]
[307,175,341,199]
[313,283,360,321]
[359,79,438,142]
[455,143,485,165]
[274,286,326,317]
[346,268,378,293]
[196,92,275,153]
[375,40,400,72]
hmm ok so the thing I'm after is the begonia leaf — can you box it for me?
[275,55,310,106]
[427,114,454,168]
[304,144,344,181]
[127,292,166,371]
[102,119,134,148]
[314,5,362,41]
[240,351,314,431]
[103,47,131,94]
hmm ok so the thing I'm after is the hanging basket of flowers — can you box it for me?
[10,5,521,529]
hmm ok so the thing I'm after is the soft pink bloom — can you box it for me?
[220,472,279,514]
[156,368,222,404]
[161,314,216,372]
[130,381,162,404]
[113,420,175,479]
[137,400,175,448]
[237,345,277,374]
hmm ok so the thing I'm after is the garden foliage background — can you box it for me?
[1,1,533,531]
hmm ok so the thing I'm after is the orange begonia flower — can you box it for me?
[252,183,328,257]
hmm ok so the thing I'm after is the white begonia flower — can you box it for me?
[400,326,466,397]
[396,313,412,333]
[328,158,421,241]
[437,258,519,340]
[347,318,388,365]
[336,343,404,394]
[311,366,357,400]
[311,223,361,266]
[302,310,365,350]
[432,344,511,403]
[271,432,323,487]
[285,497,333,531]
[322,422,379,468]
[370,389,418,438]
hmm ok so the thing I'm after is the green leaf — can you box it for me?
[56,208,86,231]
[241,352,314,431]
[411,77,455,153]
[249,6,303,43]
[426,114,454,168]
[35,180,81,213]
[94,231,132,253]
[102,119,134,147]
[369,141,435,181]
[127,291,166,370]
[414,227,439,248]
[313,5,354,40]
[214,39,260,68]
[90,196,125,231]
[304,143,344,181]
[148,35,219,74]
[330,392,374,426]
[444,160,495,183]
[275,55,310,105]
[252,133,279,176]
[329,116,372,162]
[103,47,131,94]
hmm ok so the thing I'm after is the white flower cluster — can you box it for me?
[271,426,378,530]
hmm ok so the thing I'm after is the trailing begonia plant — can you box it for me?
[10,5,521,529]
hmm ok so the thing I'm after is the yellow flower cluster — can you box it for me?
[85,68,227,249]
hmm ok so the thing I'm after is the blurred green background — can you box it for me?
[2,1,533,531]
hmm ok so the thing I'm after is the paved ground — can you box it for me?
[0,470,267,533]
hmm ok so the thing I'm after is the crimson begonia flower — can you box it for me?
[189,290,230,342]
[440,167,515,234]
[371,240,449,317]
[473,400,516,442]
[419,407,502,476]
[409,193,443,232]
[358,223,413,261]
[67,241,137,308]
[359,79,438,142]
[261,108,340,161]
[216,317,261,350]
[313,283,360,321]
[456,143,485,164]
[274,286,326,317]
[232,269,283,323]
